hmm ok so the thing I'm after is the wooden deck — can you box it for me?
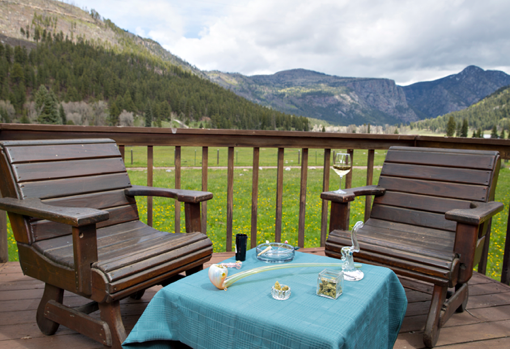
[1,248,510,349]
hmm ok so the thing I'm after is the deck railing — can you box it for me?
[1,123,510,284]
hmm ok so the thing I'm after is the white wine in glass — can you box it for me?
[332,153,351,194]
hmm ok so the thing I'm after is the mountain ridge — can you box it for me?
[207,68,418,126]
[402,65,510,119]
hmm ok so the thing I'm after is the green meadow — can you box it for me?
[5,147,509,281]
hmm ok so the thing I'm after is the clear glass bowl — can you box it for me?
[256,243,295,263]
[271,285,291,300]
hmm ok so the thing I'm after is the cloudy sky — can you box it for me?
[71,0,510,85]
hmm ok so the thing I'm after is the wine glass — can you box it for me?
[332,152,351,194]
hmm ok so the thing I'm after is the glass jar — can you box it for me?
[317,269,343,299]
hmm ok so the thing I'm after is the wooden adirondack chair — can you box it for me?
[0,139,213,349]
[322,146,503,348]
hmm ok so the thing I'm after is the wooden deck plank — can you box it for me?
[1,249,510,348]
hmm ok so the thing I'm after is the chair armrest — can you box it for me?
[445,201,503,226]
[321,185,385,203]
[125,185,213,203]
[0,197,109,227]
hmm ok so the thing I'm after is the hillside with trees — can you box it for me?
[0,34,309,131]
[412,85,510,137]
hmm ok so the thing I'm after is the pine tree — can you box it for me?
[145,103,153,127]
[59,104,66,124]
[491,126,498,138]
[461,119,468,137]
[35,85,60,124]
[446,116,456,136]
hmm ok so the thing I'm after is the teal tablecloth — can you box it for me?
[123,249,407,349]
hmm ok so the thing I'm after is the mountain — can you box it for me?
[207,69,419,126]
[207,66,510,126]
[0,0,206,78]
[402,66,510,119]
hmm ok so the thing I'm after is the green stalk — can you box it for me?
[223,262,346,289]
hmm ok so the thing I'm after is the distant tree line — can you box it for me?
[0,33,310,131]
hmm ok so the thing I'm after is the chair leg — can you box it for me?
[455,283,468,313]
[99,301,126,349]
[423,284,448,348]
[129,289,145,300]
[36,283,64,335]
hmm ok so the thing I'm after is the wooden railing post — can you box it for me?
[320,149,331,246]
[119,144,125,160]
[298,148,308,248]
[226,147,235,251]
[346,149,354,189]
[175,146,181,234]
[147,146,153,227]
[201,147,208,234]
[478,219,492,275]
[275,148,285,242]
[364,149,375,222]
[502,208,510,284]
[251,147,260,248]
[0,209,7,263]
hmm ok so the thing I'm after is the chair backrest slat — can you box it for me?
[20,173,131,200]
[373,192,472,214]
[371,205,458,231]
[384,147,497,169]
[378,176,489,202]
[13,158,126,182]
[381,163,492,185]
[5,142,120,163]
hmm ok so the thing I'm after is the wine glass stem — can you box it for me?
[339,175,342,191]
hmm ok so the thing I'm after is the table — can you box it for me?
[123,249,407,349]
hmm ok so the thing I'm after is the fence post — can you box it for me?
[147,146,153,227]
[0,209,7,263]
[502,207,510,284]
[217,149,219,165]
[131,149,133,165]
[364,149,375,222]
[320,149,331,246]
[298,150,301,165]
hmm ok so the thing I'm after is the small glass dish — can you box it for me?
[271,285,291,300]
[256,243,295,263]
[317,269,343,299]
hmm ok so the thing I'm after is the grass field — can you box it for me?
[122,146,389,168]
[5,147,510,281]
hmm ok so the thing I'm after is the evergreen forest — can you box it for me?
[0,34,310,131]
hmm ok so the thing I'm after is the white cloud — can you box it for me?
[73,0,510,84]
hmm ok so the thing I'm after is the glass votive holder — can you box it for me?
[317,269,343,299]
[271,285,291,300]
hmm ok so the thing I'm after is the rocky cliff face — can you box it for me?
[207,69,418,126]
[402,66,510,118]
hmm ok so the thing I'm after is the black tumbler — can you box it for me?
[235,234,248,261]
